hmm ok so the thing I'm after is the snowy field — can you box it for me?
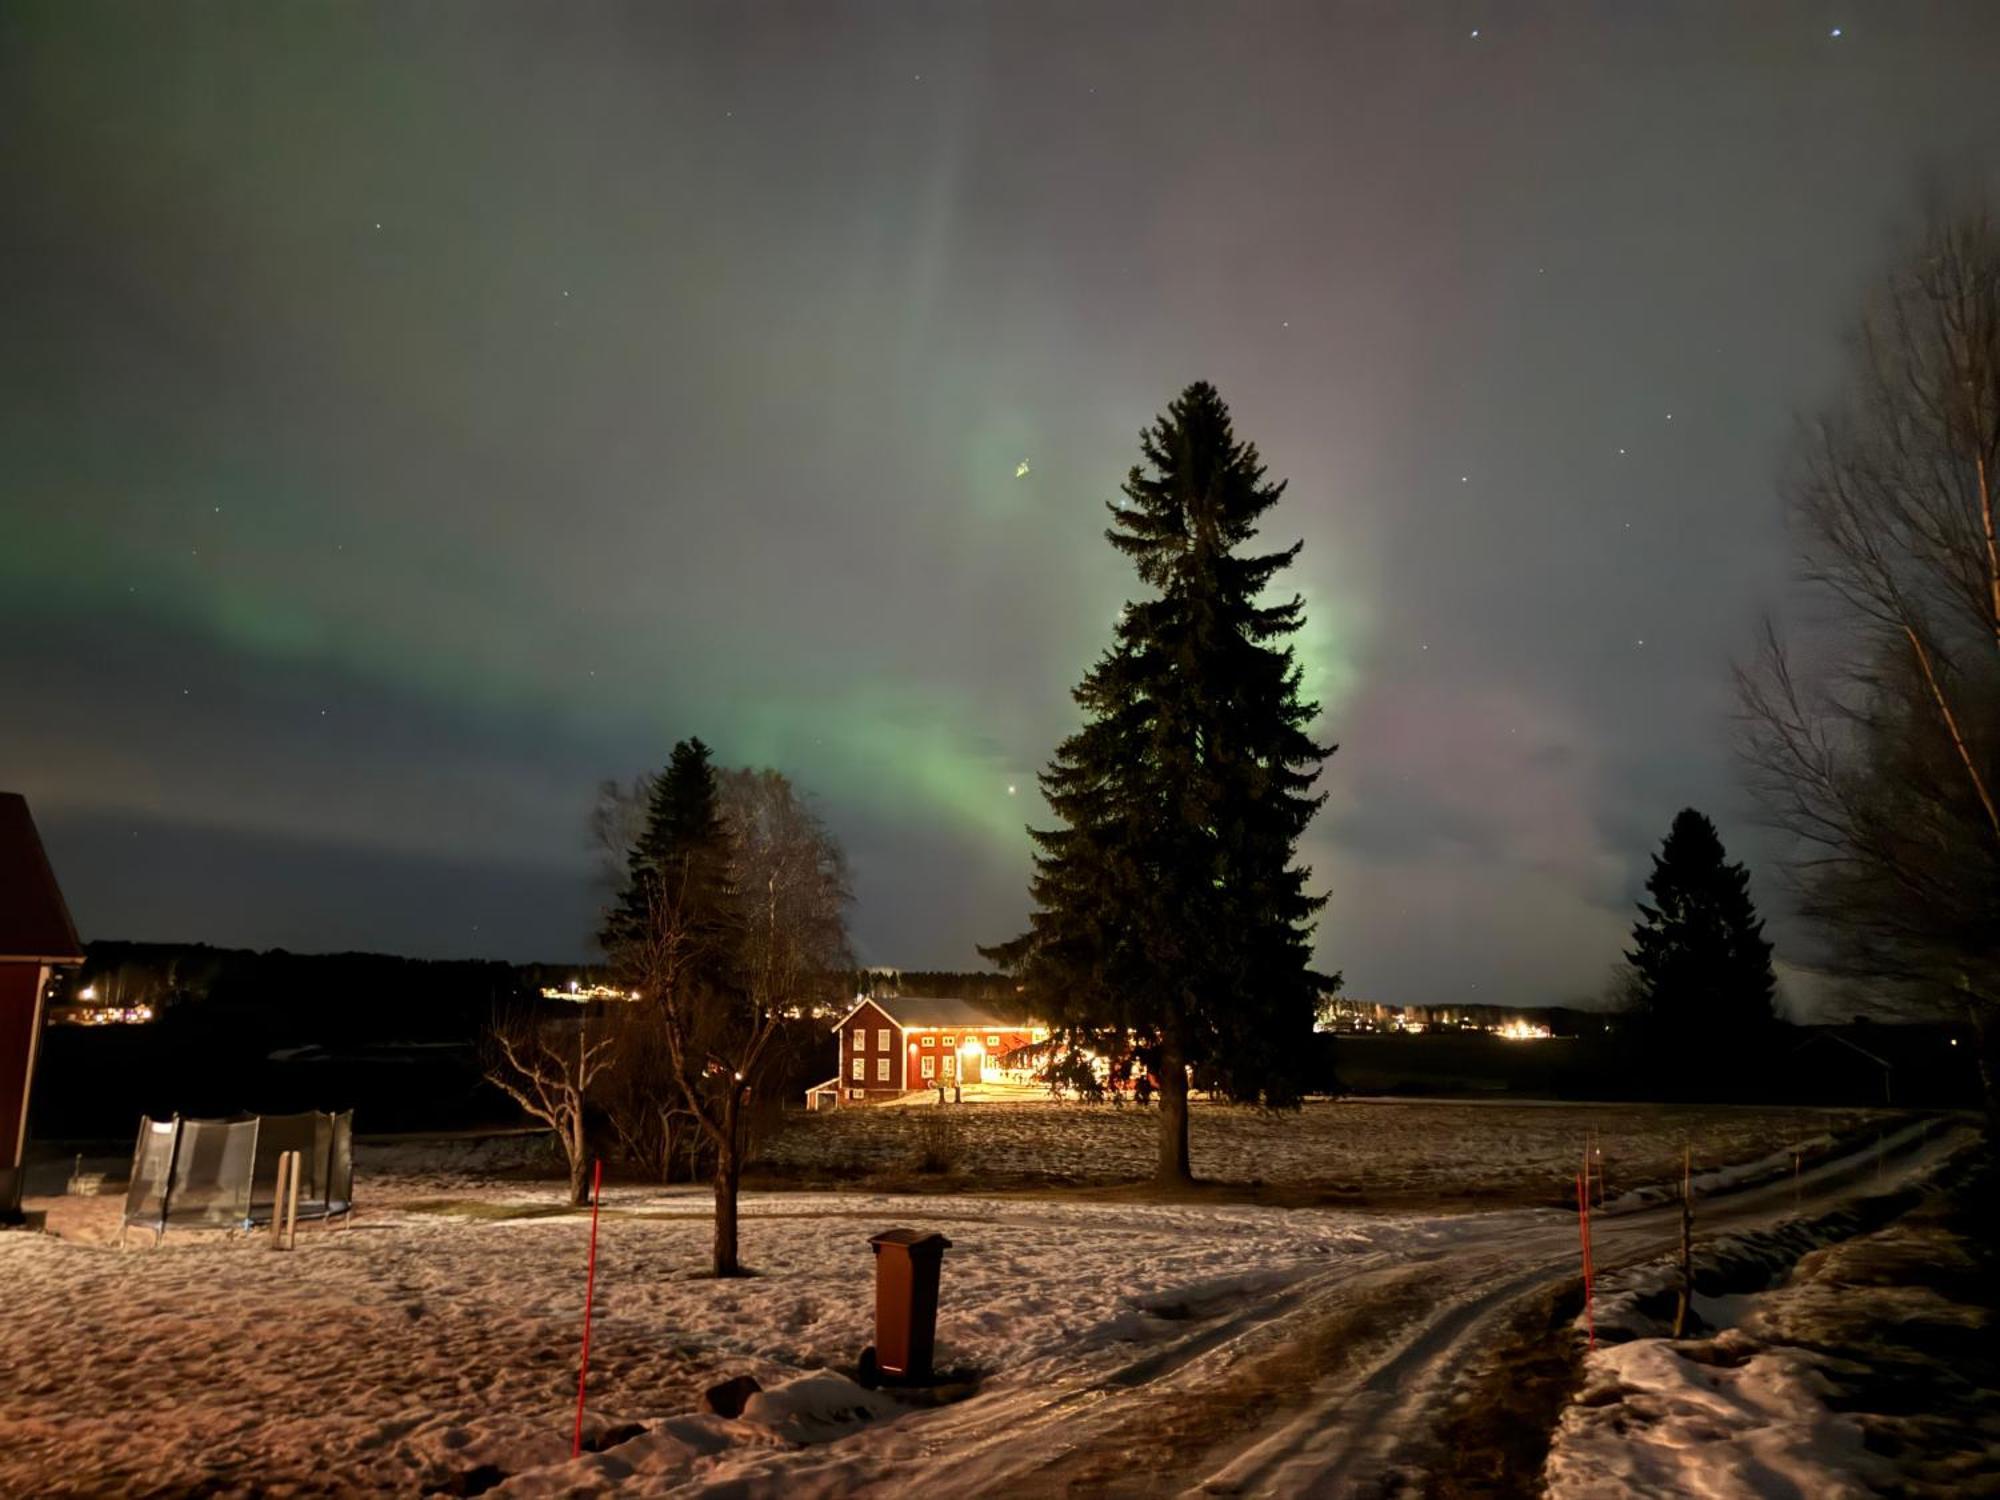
[759,1097,1889,1207]
[4,1184,1468,1497]
[0,1102,1913,1497]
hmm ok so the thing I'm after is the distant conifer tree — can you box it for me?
[600,737,736,967]
[985,382,1336,1183]
[1625,809,1778,1063]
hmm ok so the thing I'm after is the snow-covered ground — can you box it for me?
[3,1179,1480,1497]
[0,1105,1934,1497]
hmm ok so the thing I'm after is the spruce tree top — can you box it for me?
[600,737,735,960]
[1626,807,1776,1028]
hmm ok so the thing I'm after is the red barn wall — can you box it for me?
[839,1000,905,1096]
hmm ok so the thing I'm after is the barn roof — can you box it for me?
[0,793,83,964]
[832,994,1029,1032]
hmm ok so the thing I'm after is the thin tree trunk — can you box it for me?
[659,1107,678,1185]
[1157,1045,1192,1186]
[568,1113,591,1207]
[1904,625,2000,839]
[713,1149,741,1276]
[712,1089,744,1276]
[1978,453,2000,649]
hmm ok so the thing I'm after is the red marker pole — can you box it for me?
[572,1158,604,1459]
[1575,1171,1595,1351]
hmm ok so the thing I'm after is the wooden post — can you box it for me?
[270,1152,292,1249]
[284,1149,302,1249]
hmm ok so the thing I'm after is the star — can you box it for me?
[1617,447,1626,455]
[1015,459,1031,478]
[1006,785,1017,796]
[1829,27,1842,38]
[1460,475,1468,483]
[1469,29,1480,39]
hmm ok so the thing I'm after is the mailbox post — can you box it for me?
[867,1228,951,1382]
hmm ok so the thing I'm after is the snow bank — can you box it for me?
[1546,1334,1883,1499]
[1550,1168,1993,1500]
[738,1371,902,1444]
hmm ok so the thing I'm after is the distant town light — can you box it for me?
[79,985,98,1001]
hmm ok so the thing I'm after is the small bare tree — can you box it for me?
[1740,205,2000,1130]
[484,1010,616,1206]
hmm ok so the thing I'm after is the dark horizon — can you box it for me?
[7,5,2000,1011]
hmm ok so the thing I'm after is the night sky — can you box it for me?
[5,5,1999,1010]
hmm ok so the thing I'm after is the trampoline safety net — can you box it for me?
[122,1110,354,1241]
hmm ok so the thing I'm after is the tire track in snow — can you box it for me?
[1184,1116,1966,1498]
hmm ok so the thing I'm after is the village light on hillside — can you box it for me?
[1495,1020,1551,1041]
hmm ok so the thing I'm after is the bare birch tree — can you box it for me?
[1740,206,2000,1129]
[484,1010,616,1206]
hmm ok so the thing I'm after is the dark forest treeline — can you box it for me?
[67,940,590,1046]
[855,969,1021,1003]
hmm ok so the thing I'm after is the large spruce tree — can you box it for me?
[1626,808,1777,1056]
[986,382,1335,1184]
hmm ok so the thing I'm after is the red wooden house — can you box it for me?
[817,996,1041,1105]
[1,794,84,1222]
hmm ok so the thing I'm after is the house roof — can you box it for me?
[832,994,1029,1032]
[0,793,84,964]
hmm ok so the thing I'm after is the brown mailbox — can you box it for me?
[868,1228,951,1381]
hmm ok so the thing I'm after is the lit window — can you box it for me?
[877,1028,891,1052]
[920,1034,934,1048]
[876,1056,891,1082]
[942,1055,956,1079]
[941,1035,956,1047]
[921,1056,935,1078]
[854,1029,868,1052]
[851,1056,865,1081]
[986,1035,999,1047]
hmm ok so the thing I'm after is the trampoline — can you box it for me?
[122,1110,354,1246]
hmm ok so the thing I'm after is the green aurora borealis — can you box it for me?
[6,4,1999,1005]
